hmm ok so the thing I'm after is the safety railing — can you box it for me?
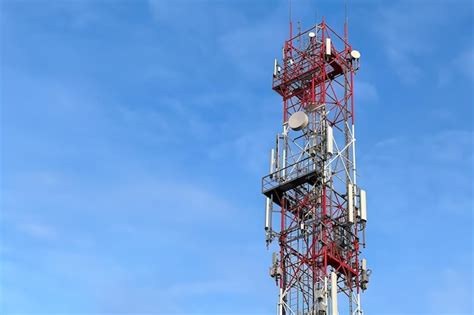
[262,155,319,194]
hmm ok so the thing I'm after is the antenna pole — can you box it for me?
[289,0,293,38]
[344,0,348,42]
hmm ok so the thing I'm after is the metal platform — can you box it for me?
[262,156,321,201]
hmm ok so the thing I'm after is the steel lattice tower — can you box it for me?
[262,19,370,315]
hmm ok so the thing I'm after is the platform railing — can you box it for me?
[262,155,319,194]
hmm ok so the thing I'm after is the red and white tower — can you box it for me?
[263,18,370,315]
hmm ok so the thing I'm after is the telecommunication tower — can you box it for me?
[262,17,370,315]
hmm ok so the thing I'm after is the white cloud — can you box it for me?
[361,129,473,234]
[372,2,470,85]
[166,278,245,297]
[17,222,57,241]
[208,129,270,173]
[438,47,474,86]
[455,48,474,80]
[356,80,378,104]
[217,13,285,79]
[373,6,424,83]
[428,267,473,314]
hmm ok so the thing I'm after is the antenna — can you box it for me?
[345,0,348,25]
[288,0,292,23]
[344,0,349,41]
[314,0,318,23]
[288,0,293,38]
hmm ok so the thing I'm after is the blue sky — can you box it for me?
[0,0,472,314]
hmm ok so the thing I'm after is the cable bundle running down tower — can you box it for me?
[262,19,370,315]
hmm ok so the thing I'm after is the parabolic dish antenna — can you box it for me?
[350,50,361,59]
[288,111,309,131]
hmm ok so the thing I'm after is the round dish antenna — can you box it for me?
[350,50,361,59]
[288,111,309,131]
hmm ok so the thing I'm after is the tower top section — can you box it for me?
[272,21,360,117]
[272,20,361,122]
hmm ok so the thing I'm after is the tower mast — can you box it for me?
[263,17,370,315]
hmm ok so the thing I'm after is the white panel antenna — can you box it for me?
[331,272,339,315]
[360,189,367,222]
[325,38,332,56]
[348,183,354,223]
